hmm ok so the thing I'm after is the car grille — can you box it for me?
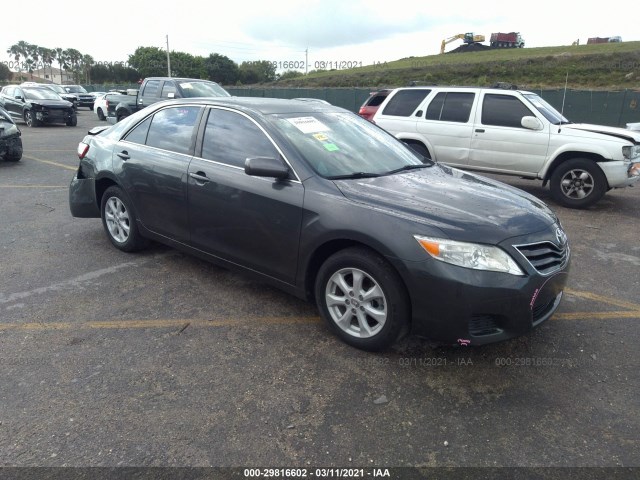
[514,241,568,275]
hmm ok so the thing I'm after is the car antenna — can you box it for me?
[559,71,568,133]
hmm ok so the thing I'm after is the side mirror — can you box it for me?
[245,157,290,180]
[521,116,543,131]
[15,95,24,101]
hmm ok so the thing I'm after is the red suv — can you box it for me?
[357,89,391,121]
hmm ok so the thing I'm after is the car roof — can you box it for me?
[388,85,534,95]
[145,77,221,83]
[155,97,347,115]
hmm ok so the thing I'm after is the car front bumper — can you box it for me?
[395,230,570,346]
[600,160,640,188]
[34,109,75,124]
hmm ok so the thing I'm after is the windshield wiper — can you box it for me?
[385,164,432,175]
[327,172,381,180]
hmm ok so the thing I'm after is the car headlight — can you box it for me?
[622,145,640,160]
[414,235,525,276]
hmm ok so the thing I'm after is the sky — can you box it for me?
[2,0,638,73]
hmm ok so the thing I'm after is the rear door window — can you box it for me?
[381,89,431,116]
[141,80,161,100]
[144,106,201,155]
[425,92,475,123]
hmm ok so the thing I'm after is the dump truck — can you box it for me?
[490,32,525,48]
[587,36,622,44]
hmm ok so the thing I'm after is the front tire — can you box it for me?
[66,115,77,127]
[315,247,409,351]
[24,110,40,127]
[550,158,607,209]
[97,108,106,121]
[100,186,148,252]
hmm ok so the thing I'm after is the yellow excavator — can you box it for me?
[440,33,486,54]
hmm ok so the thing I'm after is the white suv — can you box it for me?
[372,86,640,208]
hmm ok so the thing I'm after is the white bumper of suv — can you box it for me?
[600,160,640,188]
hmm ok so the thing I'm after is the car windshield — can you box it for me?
[64,85,88,93]
[23,88,63,100]
[268,112,425,178]
[524,93,570,125]
[179,81,230,98]
[48,85,66,94]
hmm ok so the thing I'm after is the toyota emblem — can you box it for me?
[555,228,567,246]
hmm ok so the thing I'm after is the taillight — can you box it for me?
[105,100,109,108]
[77,142,89,159]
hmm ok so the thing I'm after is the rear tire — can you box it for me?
[66,115,77,127]
[100,186,148,252]
[315,247,409,351]
[97,108,106,121]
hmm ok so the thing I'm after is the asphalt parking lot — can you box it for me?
[0,108,639,476]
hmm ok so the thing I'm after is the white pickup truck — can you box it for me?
[372,86,640,208]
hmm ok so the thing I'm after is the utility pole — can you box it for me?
[166,35,171,77]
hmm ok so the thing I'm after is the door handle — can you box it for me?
[475,129,485,133]
[189,172,210,184]
[117,151,130,160]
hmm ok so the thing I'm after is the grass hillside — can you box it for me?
[278,42,640,90]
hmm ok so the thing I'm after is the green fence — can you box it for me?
[6,81,638,127]
[226,87,640,128]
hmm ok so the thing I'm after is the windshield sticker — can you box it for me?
[323,143,340,152]
[180,83,193,89]
[287,117,330,133]
[313,133,329,141]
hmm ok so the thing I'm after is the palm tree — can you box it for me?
[81,54,94,84]
[6,41,29,80]
[25,43,40,80]
[54,47,66,83]
[64,48,83,83]
[41,48,55,83]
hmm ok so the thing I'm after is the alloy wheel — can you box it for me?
[325,268,387,338]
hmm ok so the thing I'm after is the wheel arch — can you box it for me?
[542,151,608,187]
[398,136,434,160]
[303,239,411,308]
[94,175,120,212]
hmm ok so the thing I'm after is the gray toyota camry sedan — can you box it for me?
[69,97,570,351]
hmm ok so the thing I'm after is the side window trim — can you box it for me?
[195,106,301,183]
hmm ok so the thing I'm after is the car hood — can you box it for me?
[333,165,557,244]
[30,99,73,108]
[563,123,640,143]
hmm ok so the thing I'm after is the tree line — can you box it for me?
[3,42,304,85]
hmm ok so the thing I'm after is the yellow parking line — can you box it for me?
[23,155,77,171]
[565,288,640,311]
[0,316,322,332]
